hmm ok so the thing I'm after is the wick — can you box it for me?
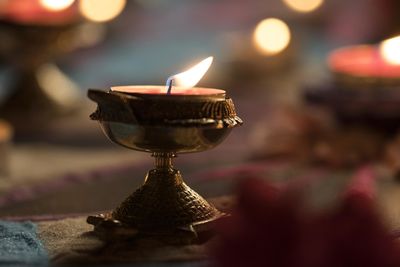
[166,78,173,95]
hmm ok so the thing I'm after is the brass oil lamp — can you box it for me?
[87,58,242,241]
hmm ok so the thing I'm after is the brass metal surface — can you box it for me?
[112,163,222,229]
[87,88,242,239]
[100,122,232,153]
[88,89,242,127]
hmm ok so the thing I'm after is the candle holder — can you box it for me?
[87,88,242,242]
[0,20,93,135]
[303,45,400,134]
[0,20,76,131]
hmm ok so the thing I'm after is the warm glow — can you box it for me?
[167,57,213,89]
[38,64,80,106]
[39,0,75,11]
[253,18,291,56]
[380,36,400,65]
[79,0,126,22]
[283,0,324,13]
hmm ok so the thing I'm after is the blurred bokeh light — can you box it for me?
[253,18,291,56]
[282,0,324,13]
[79,0,126,22]
[380,36,400,65]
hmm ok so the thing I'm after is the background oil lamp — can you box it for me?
[0,0,126,135]
[327,36,400,89]
[87,57,242,241]
[0,0,81,134]
[304,36,400,133]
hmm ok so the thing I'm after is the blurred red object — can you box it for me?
[344,165,377,200]
[213,176,400,267]
[0,0,78,25]
[328,45,400,79]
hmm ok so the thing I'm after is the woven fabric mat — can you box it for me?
[0,221,48,265]
[36,197,233,265]
[3,160,400,266]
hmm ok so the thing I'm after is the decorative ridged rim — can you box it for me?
[88,89,243,128]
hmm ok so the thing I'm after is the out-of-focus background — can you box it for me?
[0,0,399,218]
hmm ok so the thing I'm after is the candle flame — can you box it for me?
[380,36,400,65]
[167,57,213,93]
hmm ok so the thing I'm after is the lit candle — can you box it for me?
[328,36,400,80]
[111,57,226,97]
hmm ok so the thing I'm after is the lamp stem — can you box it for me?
[152,152,176,170]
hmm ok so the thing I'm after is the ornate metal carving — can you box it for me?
[88,89,242,128]
[87,88,242,241]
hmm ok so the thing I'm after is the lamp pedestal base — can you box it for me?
[87,153,224,244]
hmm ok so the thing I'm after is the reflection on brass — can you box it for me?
[87,89,242,241]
